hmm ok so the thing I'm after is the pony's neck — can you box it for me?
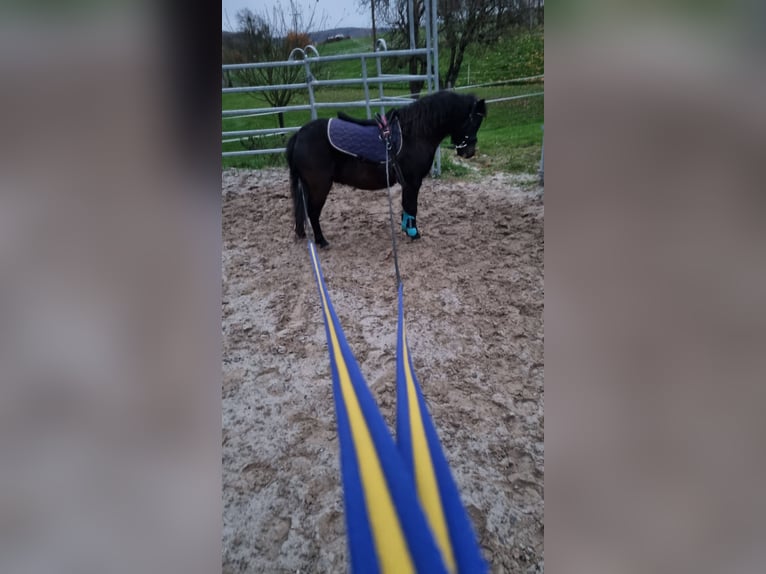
[422,110,457,146]
[428,116,455,145]
[399,94,468,147]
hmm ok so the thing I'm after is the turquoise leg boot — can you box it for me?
[401,212,421,239]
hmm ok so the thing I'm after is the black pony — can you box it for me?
[286,90,486,247]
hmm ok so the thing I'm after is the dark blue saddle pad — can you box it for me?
[327,117,403,164]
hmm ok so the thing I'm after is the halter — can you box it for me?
[453,102,485,150]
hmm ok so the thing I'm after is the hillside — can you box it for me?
[222,27,388,47]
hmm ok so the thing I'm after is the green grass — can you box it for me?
[452,27,544,87]
[440,156,473,177]
[222,27,544,175]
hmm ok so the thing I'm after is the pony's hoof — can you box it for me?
[403,227,420,239]
[318,239,330,248]
[401,212,419,239]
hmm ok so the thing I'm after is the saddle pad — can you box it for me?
[327,117,403,164]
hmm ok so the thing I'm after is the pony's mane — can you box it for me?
[394,91,477,142]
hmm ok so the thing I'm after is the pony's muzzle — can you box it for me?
[457,145,476,159]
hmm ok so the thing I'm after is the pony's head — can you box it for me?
[451,97,486,158]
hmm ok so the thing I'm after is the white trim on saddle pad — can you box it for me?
[326,118,403,163]
[327,118,361,159]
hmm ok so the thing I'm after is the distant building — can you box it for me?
[324,33,350,43]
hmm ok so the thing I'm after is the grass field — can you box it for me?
[222,27,544,175]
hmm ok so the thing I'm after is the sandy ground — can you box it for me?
[222,166,544,573]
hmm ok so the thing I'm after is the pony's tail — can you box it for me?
[286,132,306,238]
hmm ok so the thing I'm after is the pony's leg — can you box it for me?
[400,177,422,239]
[308,180,332,248]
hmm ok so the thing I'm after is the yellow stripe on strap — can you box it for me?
[310,247,414,574]
[402,326,456,574]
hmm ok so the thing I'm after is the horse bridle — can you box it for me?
[453,106,485,151]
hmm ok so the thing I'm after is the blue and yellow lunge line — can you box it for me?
[395,283,487,573]
[302,113,488,571]
[307,242,449,573]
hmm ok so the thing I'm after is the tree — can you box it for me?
[361,0,429,97]
[358,0,542,92]
[440,0,541,88]
[392,0,428,96]
[441,0,495,89]
[226,1,325,129]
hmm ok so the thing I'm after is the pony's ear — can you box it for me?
[476,99,487,116]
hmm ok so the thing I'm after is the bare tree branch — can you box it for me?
[223,1,327,128]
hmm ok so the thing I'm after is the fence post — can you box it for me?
[296,47,320,121]
[539,124,544,186]
[304,60,317,120]
[288,47,318,121]
[375,39,386,117]
[431,0,439,94]
[424,0,432,94]
[436,0,440,176]
[408,0,415,51]
[361,55,372,119]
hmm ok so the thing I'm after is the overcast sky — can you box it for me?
[222,0,372,31]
